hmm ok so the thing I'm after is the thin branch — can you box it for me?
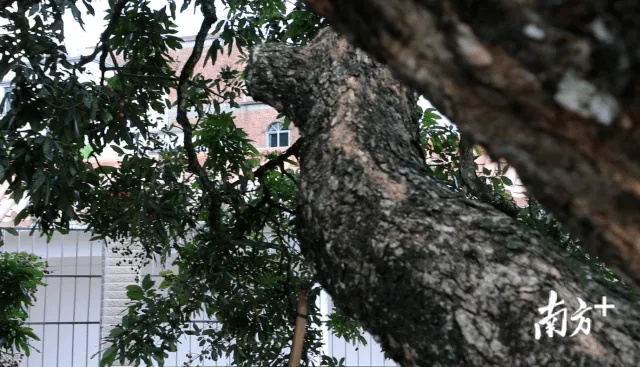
[88,149,116,186]
[76,0,128,70]
[458,133,519,218]
[102,67,236,102]
[175,4,221,231]
[230,141,301,240]
[252,140,302,181]
[279,162,298,185]
[109,50,120,70]
[176,19,214,179]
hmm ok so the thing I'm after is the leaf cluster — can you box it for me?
[0,1,356,366]
[416,106,633,294]
[0,250,46,357]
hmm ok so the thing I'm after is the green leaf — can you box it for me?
[110,145,124,155]
[159,279,172,289]
[141,274,154,290]
[32,171,46,191]
[282,116,291,129]
[100,346,118,367]
[500,176,514,186]
[2,227,19,236]
[109,327,125,338]
[126,285,144,300]
[43,139,54,161]
[80,145,93,159]
[169,0,176,18]
[100,109,113,122]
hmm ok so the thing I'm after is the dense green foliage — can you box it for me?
[0,249,46,360]
[0,1,351,366]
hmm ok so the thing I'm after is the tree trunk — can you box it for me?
[245,29,640,366]
[300,0,640,293]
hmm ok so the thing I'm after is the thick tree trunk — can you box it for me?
[300,0,640,293]
[245,30,640,366]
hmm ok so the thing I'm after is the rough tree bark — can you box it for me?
[299,0,640,293]
[245,30,640,366]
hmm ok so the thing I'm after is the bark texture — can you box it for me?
[301,0,640,292]
[245,30,640,366]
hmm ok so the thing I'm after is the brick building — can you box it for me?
[166,35,300,151]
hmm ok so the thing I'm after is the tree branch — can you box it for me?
[302,0,640,292]
[252,140,301,181]
[246,28,640,367]
[76,0,128,70]
[175,4,221,231]
[230,141,301,239]
[459,133,519,218]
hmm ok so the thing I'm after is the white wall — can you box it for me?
[2,229,397,367]
[2,230,103,367]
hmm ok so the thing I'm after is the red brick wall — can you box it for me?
[233,106,300,150]
[167,40,244,102]
[168,38,299,153]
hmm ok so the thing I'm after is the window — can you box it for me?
[267,121,290,147]
[1,86,12,116]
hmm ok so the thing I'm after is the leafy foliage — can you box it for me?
[325,311,367,347]
[1,1,360,366]
[416,106,633,293]
[418,106,514,195]
[0,249,46,358]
